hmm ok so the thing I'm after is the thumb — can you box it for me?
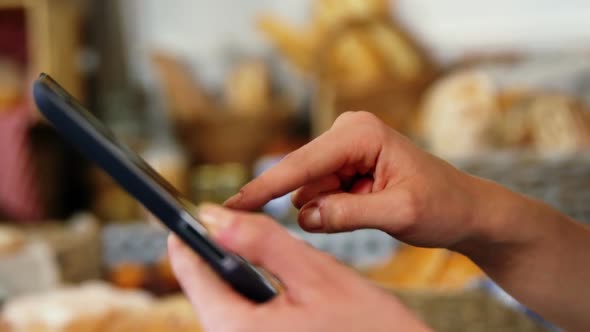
[298,189,419,234]
[198,204,330,294]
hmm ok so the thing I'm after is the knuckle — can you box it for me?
[348,112,389,143]
[233,216,261,249]
[396,189,422,226]
[333,111,357,125]
[353,110,381,124]
[334,111,381,127]
[360,113,388,135]
[322,199,347,232]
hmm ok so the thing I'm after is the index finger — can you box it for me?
[225,127,381,210]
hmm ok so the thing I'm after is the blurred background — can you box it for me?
[1,0,590,331]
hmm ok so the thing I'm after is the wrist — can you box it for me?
[452,175,554,261]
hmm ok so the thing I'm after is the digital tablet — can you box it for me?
[33,73,277,303]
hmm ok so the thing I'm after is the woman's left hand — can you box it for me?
[168,204,430,332]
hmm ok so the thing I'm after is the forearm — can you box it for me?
[457,177,590,332]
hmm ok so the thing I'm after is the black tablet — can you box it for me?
[33,73,277,303]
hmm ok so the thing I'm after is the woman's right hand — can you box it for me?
[225,111,487,250]
[225,111,590,331]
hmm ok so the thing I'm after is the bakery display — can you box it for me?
[2,4,587,332]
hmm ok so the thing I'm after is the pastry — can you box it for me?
[366,246,484,291]
[420,70,500,158]
[366,246,451,289]
[491,92,590,152]
[528,94,590,152]
[434,253,483,291]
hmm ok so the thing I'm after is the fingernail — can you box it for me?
[223,191,243,207]
[300,205,322,230]
[197,203,234,235]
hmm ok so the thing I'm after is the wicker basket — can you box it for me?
[453,152,590,223]
[393,290,547,332]
[176,109,293,166]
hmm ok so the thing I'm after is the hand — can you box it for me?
[225,111,484,249]
[226,111,590,331]
[168,204,430,332]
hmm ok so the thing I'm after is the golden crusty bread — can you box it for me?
[366,246,483,291]
[421,69,590,156]
[433,253,483,291]
[420,70,500,158]
[366,246,451,289]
